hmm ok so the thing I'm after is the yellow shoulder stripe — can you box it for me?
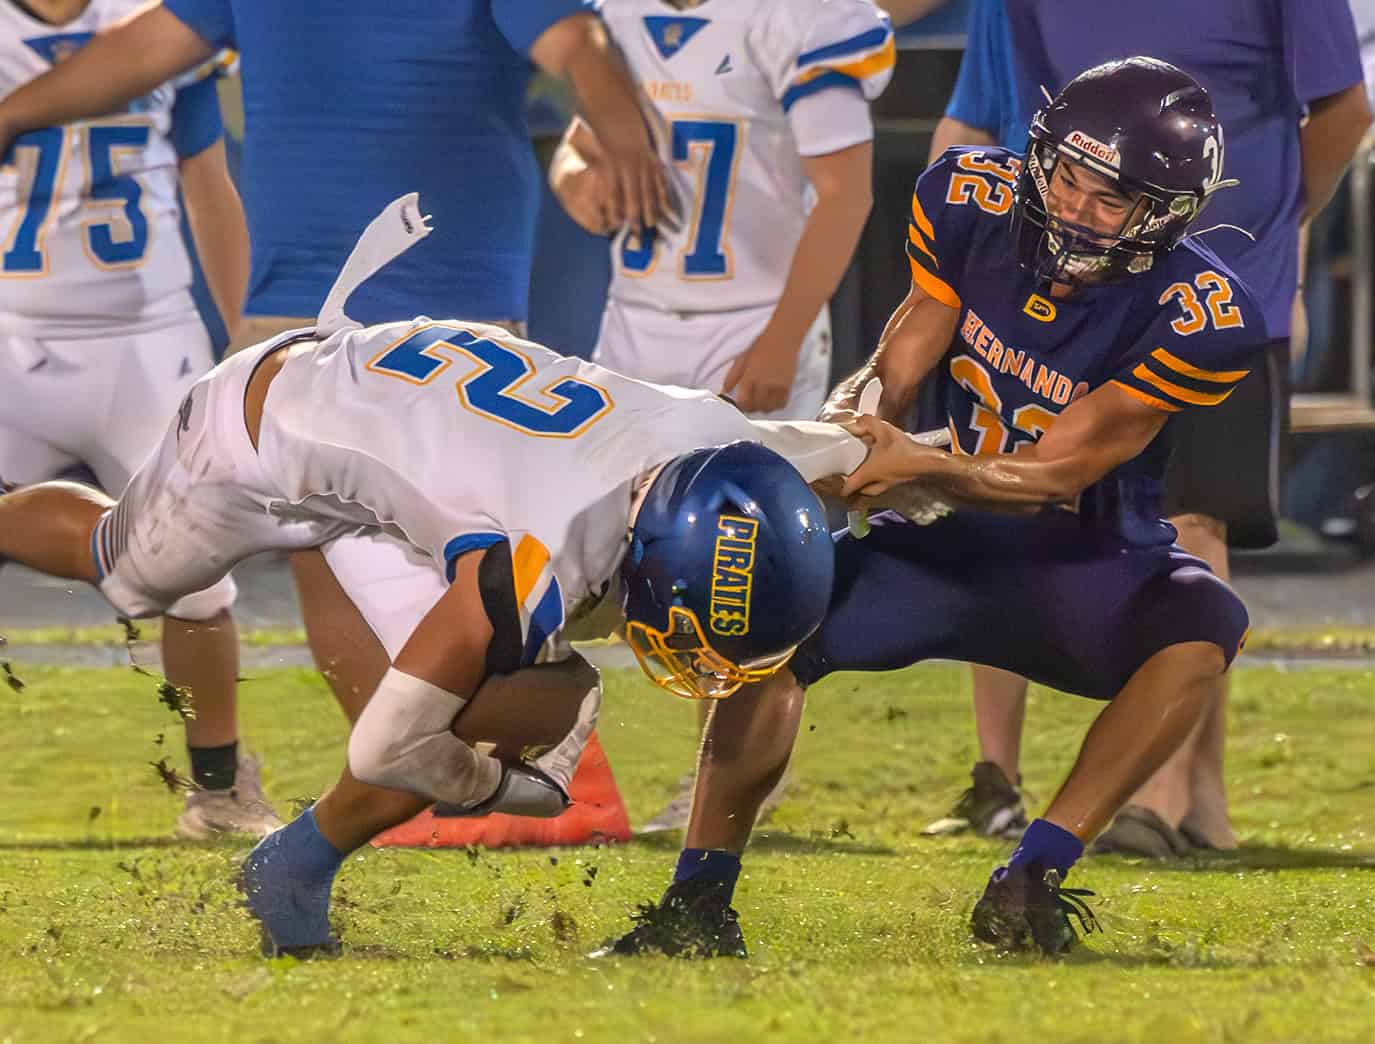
[1111,379,1183,413]
[1132,364,1236,406]
[910,193,936,242]
[512,534,552,604]
[907,224,938,267]
[1150,346,1250,384]
[795,37,896,85]
[909,256,960,309]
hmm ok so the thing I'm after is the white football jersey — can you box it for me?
[597,0,894,313]
[0,0,215,337]
[258,317,766,663]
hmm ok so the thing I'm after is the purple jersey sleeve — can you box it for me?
[491,0,587,57]
[161,0,235,49]
[1286,0,1364,105]
[907,147,1021,308]
[1110,267,1266,414]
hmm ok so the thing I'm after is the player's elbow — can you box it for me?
[814,172,874,224]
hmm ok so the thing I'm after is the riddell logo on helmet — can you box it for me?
[709,515,757,636]
[1066,130,1120,169]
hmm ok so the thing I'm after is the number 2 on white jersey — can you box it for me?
[621,117,741,279]
[2,121,152,276]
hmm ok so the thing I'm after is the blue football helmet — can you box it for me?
[622,441,835,700]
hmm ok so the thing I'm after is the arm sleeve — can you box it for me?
[905,149,985,309]
[787,84,875,157]
[755,0,895,116]
[161,0,235,49]
[1286,0,1365,105]
[168,57,226,159]
[492,0,589,57]
[1109,275,1267,414]
[749,420,868,481]
[443,530,567,668]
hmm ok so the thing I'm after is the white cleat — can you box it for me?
[175,753,283,840]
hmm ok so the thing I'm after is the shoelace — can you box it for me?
[1043,870,1100,936]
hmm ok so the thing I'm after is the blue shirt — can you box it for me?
[1004,0,1364,338]
[945,0,1028,152]
[163,0,584,323]
[909,147,1267,545]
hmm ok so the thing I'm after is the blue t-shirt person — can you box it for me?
[1004,0,1365,340]
[163,0,584,325]
[944,0,1028,153]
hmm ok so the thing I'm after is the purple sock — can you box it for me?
[1008,818,1084,877]
[674,848,742,903]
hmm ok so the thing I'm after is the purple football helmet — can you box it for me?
[1011,57,1236,288]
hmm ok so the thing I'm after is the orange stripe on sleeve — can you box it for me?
[907,224,938,267]
[1149,346,1250,384]
[908,255,960,309]
[795,37,897,85]
[1111,379,1183,413]
[910,193,936,242]
[511,534,552,604]
[1132,364,1236,406]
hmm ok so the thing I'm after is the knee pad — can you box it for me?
[348,668,502,807]
[165,574,238,622]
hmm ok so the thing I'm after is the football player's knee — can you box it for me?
[347,668,500,806]
[164,575,238,622]
[1209,588,1250,671]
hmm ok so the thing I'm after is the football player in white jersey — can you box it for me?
[0,194,899,955]
[551,0,894,829]
[555,0,893,421]
[0,2,259,837]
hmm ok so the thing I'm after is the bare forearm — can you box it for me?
[556,22,649,155]
[821,292,952,422]
[876,444,1074,512]
[1302,83,1374,222]
[820,358,881,420]
[181,143,249,336]
[927,116,996,165]
[0,6,209,140]
[765,191,872,361]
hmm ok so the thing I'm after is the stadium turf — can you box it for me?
[1,660,1373,1043]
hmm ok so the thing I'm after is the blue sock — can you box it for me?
[674,848,742,904]
[1008,818,1084,878]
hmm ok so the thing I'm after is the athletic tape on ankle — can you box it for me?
[348,667,501,806]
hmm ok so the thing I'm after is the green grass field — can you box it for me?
[1,658,1374,1043]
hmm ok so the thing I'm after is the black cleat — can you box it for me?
[971,863,1099,956]
[591,878,747,959]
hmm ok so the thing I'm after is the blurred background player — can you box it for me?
[549,0,894,832]
[0,0,265,837]
[0,2,669,844]
[922,0,1372,855]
